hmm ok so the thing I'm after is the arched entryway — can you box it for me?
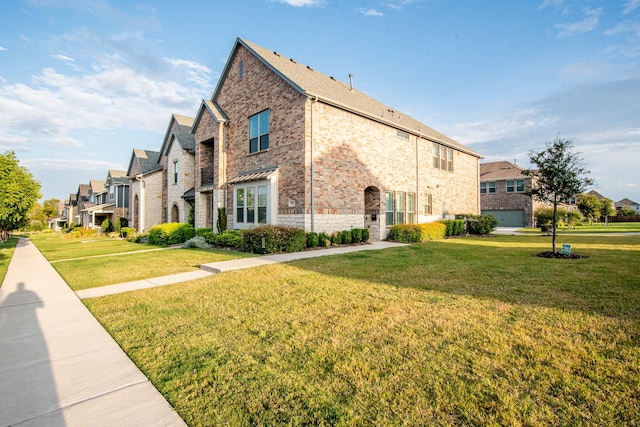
[364,186,381,241]
[171,204,179,223]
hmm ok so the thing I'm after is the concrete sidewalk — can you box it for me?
[0,238,187,427]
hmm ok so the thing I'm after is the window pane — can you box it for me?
[385,191,394,226]
[237,208,244,223]
[480,182,486,193]
[260,134,269,151]
[433,145,439,168]
[258,186,267,207]
[237,189,244,207]
[250,115,259,138]
[258,207,267,223]
[396,192,405,224]
[247,188,255,207]
[506,180,514,192]
[517,180,525,192]
[247,208,255,223]
[259,110,269,134]
[250,137,258,153]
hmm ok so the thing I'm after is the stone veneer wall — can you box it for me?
[166,139,195,223]
[129,170,163,232]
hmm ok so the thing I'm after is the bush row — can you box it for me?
[148,223,195,246]
[440,219,465,237]
[388,222,447,243]
[458,214,499,235]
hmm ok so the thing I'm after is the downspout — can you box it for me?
[416,128,420,224]
[135,174,145,232]
[310,96,317,232]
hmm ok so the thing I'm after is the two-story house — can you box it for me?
[190,38,482,240]
[81,170,129,229]
[127,148,163,232]
[159,114,196,224]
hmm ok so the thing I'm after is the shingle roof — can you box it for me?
[136,149,161,174]
[216,38,481,158]
[615,197,638,205]
[480,161,527,181]
[89,179,106,193]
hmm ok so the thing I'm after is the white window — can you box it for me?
[234,181,272,228]
[249,110,269,153]
[507,179,524,193]
[173,160,179,184]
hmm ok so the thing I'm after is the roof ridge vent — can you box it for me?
[329,76,336,81]
[273,51,280,56]
[289,58,296,63]
[306,65,313,71]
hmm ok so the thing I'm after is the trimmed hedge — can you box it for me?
[465,215,499,235]
[148,223,195,246]
[441,219,465,237]
[388,222,447,243]
[211,230,243,249]
[306,232,319,248]
[242,225,306,254]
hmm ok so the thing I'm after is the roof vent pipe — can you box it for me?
[349,73,353,90]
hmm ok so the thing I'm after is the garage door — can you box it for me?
[481,210,525,227]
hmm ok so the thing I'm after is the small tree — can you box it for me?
[0,151,41,242]
[524,138,593,254]
[618,206,637,216]
[577,194,600,224]
[599,198,616,226]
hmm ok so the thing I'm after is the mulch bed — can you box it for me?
[534,251,588,259]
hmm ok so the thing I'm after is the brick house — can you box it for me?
[480,160,578,227]
[190,38,482,240]
[159,114,196,224]
[127,148,163,232]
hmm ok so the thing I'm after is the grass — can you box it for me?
[0,238,18,285]
[82,234,640,426]
[520,221,640,234]
[52,247,255,290]
[28,232,159,261]
[27,232,254,291]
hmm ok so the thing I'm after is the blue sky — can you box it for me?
[1,0,639,204]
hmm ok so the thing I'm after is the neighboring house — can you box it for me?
[127,148,163,232]
[584,190,607,200]
[615,198,640,214]
[75,184,90,227]
[190,38,482,240]
[480,160,577,227]
[81,170,129,229]
[159,114,196,224]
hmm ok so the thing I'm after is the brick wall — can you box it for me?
[166,138,195,223]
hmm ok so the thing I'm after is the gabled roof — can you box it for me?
[127,148,162,177]
[89,179,106,193]
[213,38,481,158]
[191,99,228,135]
[584,190,607,200]
[615,198,639,206]
[480,161,527,181]
[159,114,196,157]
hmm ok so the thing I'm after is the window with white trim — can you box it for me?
[173,160,179,184]
[249,110,269,153]
[481,182,496,194]
[385,190,416,226]
[433,143,453,171]
[234,182,270,227]
[506,179,525,193]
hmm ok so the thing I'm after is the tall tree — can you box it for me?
[599,198,616,226]
[0,151,41,241]
[577,193,601,225]
[524,138,593,254]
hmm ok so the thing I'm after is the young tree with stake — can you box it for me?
[523,138,593,254]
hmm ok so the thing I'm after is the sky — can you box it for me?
[0,0,639,204]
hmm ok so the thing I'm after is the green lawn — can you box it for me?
[52,247,255,290]
[83,234,640,426]
[0,238,18,285]
[520,221,640,234]
[29,232,159,261]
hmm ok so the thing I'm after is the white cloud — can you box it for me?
[0,46,7,51]
[273,0,325,6]
[538,0,564,10]
[623,0,640,15]
[604,20,640,58]
[385,0,417,11]
[50,53,75,62]
[555,7,602,38]
[356,8,384,17]
[22,157,124,171]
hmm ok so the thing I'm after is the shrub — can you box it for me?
[120,227,136,238]
[114,217,128,232]
[187,206,195,227]
[318,232,330,247]
[340,230,352,244]
[196,228,215,243]
[241,225,306,254]
[388,222,446,242]
[183,236,211,249]
[331,231,343,245]
[101,218,113,233]
[216,207,227,234]
[306,232,319,248]
[466,215,499,235]
[361,228,370,242]
[441,219,465,237]
[148,223,195,246]
[211,230,243,249]
[351,228,363,243]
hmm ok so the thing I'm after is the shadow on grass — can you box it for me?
[286,235,640,321]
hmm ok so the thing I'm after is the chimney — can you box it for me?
[349,73,353,90]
